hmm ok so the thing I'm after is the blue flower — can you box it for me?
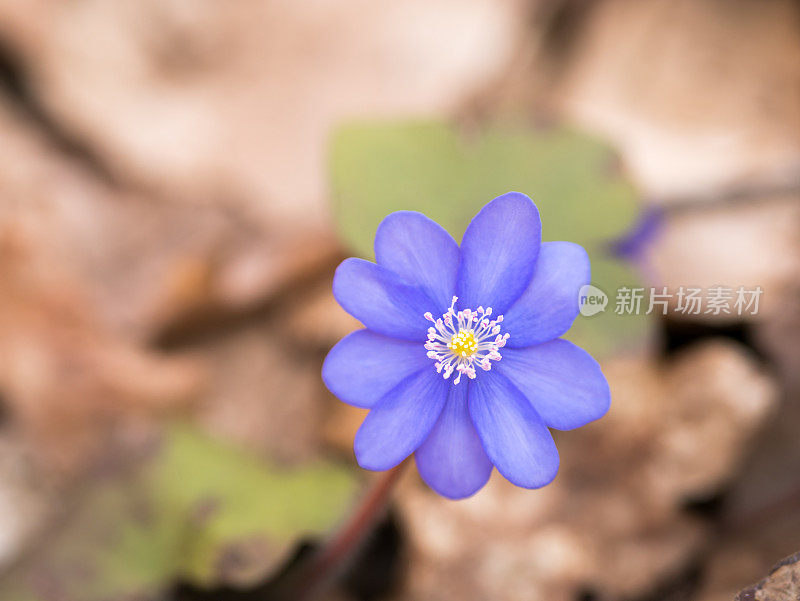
[323,192,610,499]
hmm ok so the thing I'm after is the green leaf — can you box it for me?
[156,424,357,584]
[565,255,655,357]
[329,119,655,357]
[0,423,359,601]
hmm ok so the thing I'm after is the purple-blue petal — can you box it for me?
[497,340,610,430]
[502,241,590,348]
[468,371,559,489]
[332,258,437,341]
[354,369,449,471]
[414,383,493,499]
[322,329,430,408]
[456,192,541,313]
[610,206,664,262]
[375,211,460,311]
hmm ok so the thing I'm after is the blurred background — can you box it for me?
[0,1,798,600]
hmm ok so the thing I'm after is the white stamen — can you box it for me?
[423,296,508,385]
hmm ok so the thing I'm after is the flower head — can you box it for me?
[323,192,610,499]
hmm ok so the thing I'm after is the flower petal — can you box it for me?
[354,369,448,471]
[414,383,492,499]
[375,211,460,311]
[503,241,590,348]
[468,371,559,488]
[456,192,541,313]
[322,329,430,408]
[498,340,610,430]
[333,258,436,341]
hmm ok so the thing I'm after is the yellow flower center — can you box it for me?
[424,297,510,385]
[447,329,478,358]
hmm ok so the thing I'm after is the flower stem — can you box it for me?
[293,462,406,601]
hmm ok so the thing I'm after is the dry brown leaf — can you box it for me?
[735,552,800,601]
[0,223,202,472]
[561,0,800,199]
[0,0,525,226]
